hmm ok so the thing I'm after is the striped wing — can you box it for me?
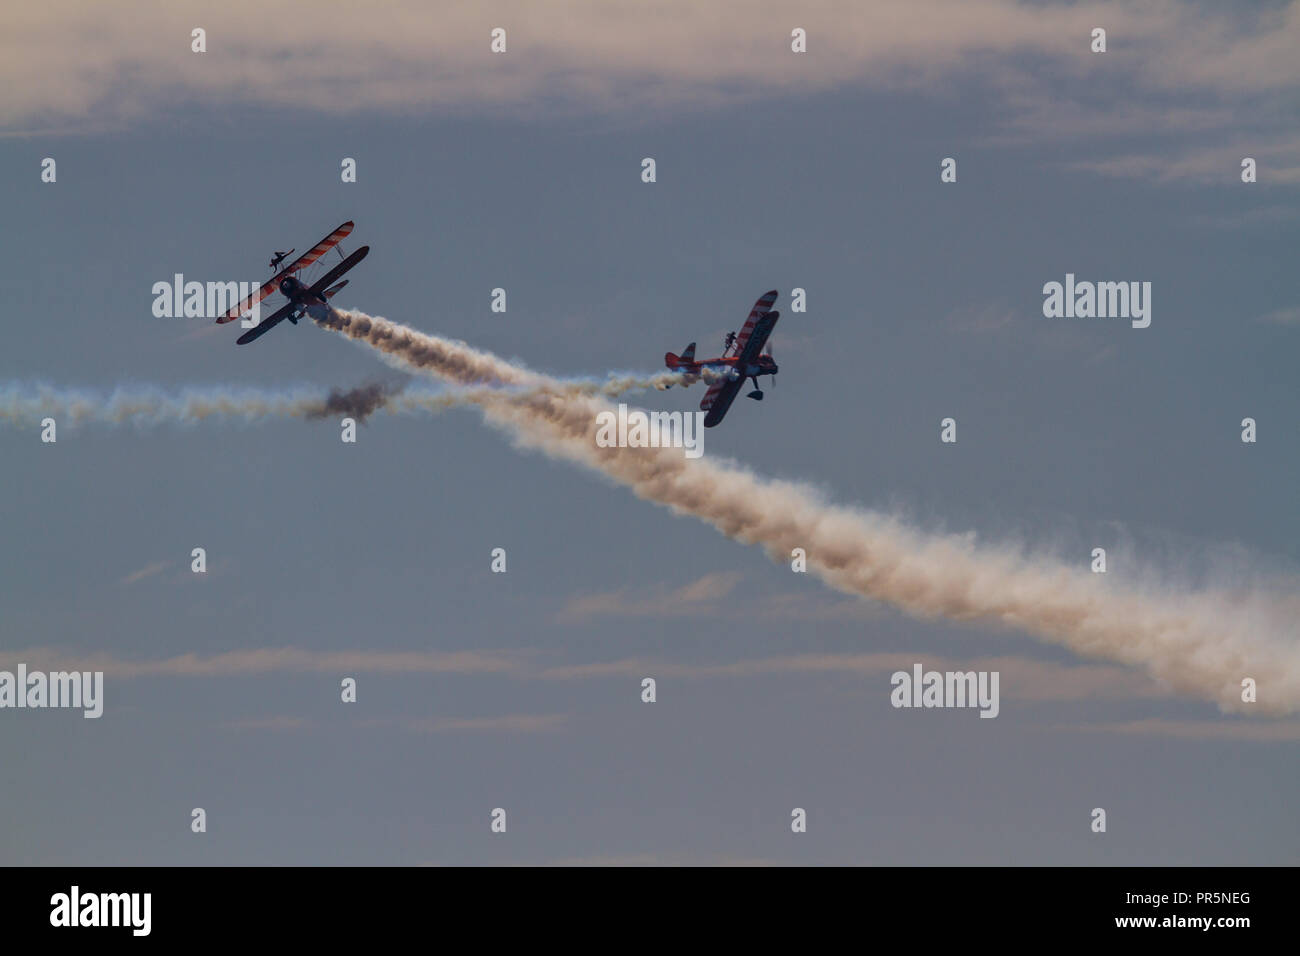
[285,221,354,274]
[701,377,743,428]
[737,310,778,364]
[215,276,279,324]
[732,289,778,355]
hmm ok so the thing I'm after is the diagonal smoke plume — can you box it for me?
[315,307,1300,714]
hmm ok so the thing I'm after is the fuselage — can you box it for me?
[277,275,333,321]
[671,354,778,381]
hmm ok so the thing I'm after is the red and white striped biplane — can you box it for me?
[215,220,370,345]
[663,289,780,427]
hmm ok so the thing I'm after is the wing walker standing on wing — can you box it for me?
[215,221,370,345]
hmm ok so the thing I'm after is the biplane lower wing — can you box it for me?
[701,377,744,428]
[235,301,296,345]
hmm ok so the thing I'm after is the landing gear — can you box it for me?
[747,376,764,400]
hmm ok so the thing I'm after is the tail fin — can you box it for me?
[323,280,349,299]
[665,342,696,369]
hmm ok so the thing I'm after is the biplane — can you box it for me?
[663,289,780,427]
[215,221,369,345]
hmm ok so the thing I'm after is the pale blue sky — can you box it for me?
[1,1,1297,864]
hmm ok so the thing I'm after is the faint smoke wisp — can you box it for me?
[0,382,423,427]
[0,383,335,427]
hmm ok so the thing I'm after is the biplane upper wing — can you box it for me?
[700,376,744,428]
[216,275,279,324]
[732,289,778,355]
[736,309,779,364]
[285,221,354,275]
[216,221,355,324]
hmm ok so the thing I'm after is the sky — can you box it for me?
[1,0,1297,865]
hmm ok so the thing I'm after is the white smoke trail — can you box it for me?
[0,371,697,429]
[317,308,1300,714]
[0,382,421,427]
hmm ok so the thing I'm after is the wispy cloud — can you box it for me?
[538,652,1171,703]
[0,646,526,678]
[1255,305,1300,326]
[7,2,1299,182]
[1188,205,1300,230]
[1066,134,1300,186]
[561,575,886,624]
[0,643,1171,704]
[550,852,775,866]
[119,560,169,586]
[219,715,311,732]
[1065,717,1300,741]
[358,714,568,734]
[220,712,567,735]
[943,303,1123,363]
[560,572,742,621]
[944,301,1017,335]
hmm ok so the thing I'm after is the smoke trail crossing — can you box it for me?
[315,308,1300,714]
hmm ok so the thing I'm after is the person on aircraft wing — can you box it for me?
[723,331,737,355]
